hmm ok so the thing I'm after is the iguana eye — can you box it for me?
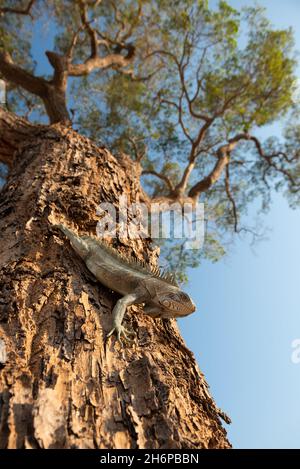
[161,299,172,309]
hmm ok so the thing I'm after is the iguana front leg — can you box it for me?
[107,292,144,343]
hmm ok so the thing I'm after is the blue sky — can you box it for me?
[180,0,300,449]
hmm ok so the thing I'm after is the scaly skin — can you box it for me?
[54,224,196,343]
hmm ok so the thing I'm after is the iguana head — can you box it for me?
[144,289,196,318]
[159,290,196,318]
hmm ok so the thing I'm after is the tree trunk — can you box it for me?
[0,109,231,449]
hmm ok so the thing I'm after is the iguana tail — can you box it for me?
[54,224,90,260]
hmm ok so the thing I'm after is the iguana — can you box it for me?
[53,224,196,342]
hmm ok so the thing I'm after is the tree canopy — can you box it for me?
[1,0,300,279]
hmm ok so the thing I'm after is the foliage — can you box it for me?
[1,0,300,280]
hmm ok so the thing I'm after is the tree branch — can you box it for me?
[68,44,135,76]
[126,135,147,162]
[188,133,249,199]
[113,1,142,43]
[78,0,98,58]
[225,163,238,232]
[0,0,139,124]
[142,170,175,192]
[0,51,70,124]
[177,39,210,122]
[187,132,299,202]
[249,135,298,186]
[66,0,136,76]
[0,0,35,18]
[0,52,47,97]
[173,119,213,197]
[45,51,68,90]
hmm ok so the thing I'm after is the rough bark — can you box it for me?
[0,109,231,449]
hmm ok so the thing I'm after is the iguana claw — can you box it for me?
[107,324,136,344]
